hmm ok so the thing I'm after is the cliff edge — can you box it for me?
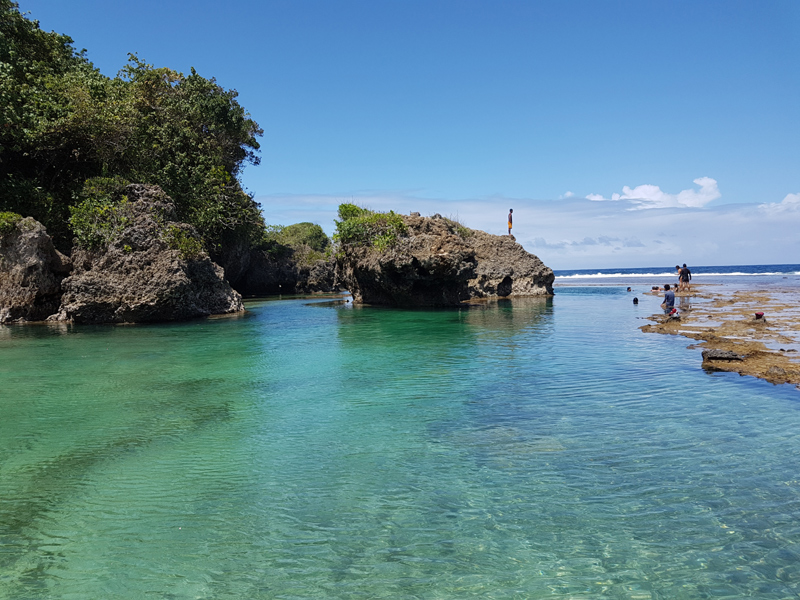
[335,212,554,306]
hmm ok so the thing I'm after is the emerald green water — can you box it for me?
[2,289,800,598]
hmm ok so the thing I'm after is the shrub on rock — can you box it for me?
[53,184,243,323]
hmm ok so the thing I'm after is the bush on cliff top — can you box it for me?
[0,212,23,236]
[333,204,407,252]
[164,225,204,260]
[68,178,132,249]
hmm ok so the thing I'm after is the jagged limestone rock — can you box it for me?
[53,184,243,324]
[0,218,72,323]
[335,213,554,306]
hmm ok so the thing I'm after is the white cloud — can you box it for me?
[759,192,800,214]
[255,188,800,270]
[585,177,721,209]
[559,191,575,199]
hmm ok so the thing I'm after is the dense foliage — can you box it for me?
[333,203,407,252]
[0,1,264,253]
[265,222,329,252]
[262,222,330,265]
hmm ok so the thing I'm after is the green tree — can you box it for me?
[0,2,264,258]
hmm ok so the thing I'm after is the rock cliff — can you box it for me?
[52,185,243,323]
[236,251,337,296]
[335,213,554,306]
[0,218,72,323]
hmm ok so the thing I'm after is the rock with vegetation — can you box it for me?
[1,1,264,271]
[0,213,72,323]
[53,184,243,323]
[236,222,338,296]
[333,205,554,306]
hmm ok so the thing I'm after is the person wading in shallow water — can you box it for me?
[661,284,675,315]
[508,208,513,235]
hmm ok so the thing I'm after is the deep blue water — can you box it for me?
[555,263,800,279]
[554,264,800,291]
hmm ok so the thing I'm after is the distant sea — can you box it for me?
[555,263,800,288]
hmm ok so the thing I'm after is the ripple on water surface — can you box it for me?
[2,291,800,598]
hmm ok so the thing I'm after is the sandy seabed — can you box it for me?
[641,284,800,388]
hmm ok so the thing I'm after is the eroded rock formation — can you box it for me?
[51,184,243,323]
[335,213,554,306]
[0,218,72,323]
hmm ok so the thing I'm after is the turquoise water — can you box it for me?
[2,288,800,599]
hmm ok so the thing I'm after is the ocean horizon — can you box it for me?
[2,269,800,598]
[554,263,800,280]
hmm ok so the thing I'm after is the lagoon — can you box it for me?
[2,284,800,598]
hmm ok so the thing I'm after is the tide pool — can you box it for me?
[2,288,800,599]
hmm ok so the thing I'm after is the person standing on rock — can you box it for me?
[679,263,692,292]
[507,209,513,235]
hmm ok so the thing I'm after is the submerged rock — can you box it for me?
[335,213,554,306]
[53,184,243,324]
[0,217,72,323]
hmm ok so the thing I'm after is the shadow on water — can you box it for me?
[334,296,553,348]
[0,318,261,594]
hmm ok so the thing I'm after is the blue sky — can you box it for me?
[18,0,800,268]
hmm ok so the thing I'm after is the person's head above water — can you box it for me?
[664,284,671,290]
[683,263,687,268]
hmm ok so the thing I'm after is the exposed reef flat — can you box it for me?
[641,284,800,387]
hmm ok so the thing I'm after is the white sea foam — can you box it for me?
[555,272,674,279]
[555,271,797,279]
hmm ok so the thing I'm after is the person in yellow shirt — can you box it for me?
[507,208,513,235]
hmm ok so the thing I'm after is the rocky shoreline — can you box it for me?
[2,198,554,323]
[640,284,800,388]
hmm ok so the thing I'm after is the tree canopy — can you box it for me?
[0,0,264,253]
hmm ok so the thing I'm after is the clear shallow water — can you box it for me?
[2,289,800,599]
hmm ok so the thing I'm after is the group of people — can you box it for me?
[506,210,692,319]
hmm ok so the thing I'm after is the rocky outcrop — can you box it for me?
[0,218,72,323]
[335,213,553,306]
[53,184,243,324]
[236,251,337,296]
[702,349,743,362]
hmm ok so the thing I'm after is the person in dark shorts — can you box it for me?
[679,263,692,292]
[508,209,513,235]
[661,284,675,314]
